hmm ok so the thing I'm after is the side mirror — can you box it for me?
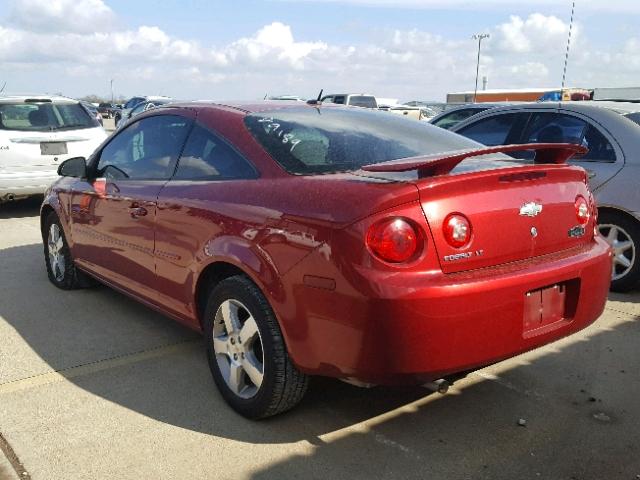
[58,157,87,178]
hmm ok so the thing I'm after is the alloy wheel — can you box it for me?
[48,224,65,282]
[212,299,264,399]
[599,223,635,281]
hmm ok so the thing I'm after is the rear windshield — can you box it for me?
[0,102,98,131]
[244,106,482,174]
[624,112,640,127]
[348,96,377,108]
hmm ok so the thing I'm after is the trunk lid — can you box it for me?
[359,143,594,274]
[416,164,594,273]
[0,128,107,173]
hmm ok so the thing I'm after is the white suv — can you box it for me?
[0,95,108,202]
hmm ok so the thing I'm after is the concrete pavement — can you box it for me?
[0,197,639,479]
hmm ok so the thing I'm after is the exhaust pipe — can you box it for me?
[423,378,450,394]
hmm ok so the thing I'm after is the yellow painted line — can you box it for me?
[0,341,199,395]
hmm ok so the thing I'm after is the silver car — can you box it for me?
[451,101,640,291]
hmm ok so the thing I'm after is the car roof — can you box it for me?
[323,93,375,97]
[168,100,348,114]
[587,101,640,114]
[442,102,516,110]
[0,94,79,104]
[450,100,640,117]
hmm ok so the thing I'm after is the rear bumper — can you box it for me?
[0,172,59,197]
[286,237,612,385]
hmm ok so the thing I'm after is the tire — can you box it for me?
[203,275,309,419]
[43,212,96,290]
[598,211,640,292]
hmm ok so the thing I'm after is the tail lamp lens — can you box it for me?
[575,196,590,225]
[366,218,421,263]
[443,213,471,248]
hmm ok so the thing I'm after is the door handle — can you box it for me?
[129,206,148,218]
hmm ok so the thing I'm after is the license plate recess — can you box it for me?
[523,281,576,338]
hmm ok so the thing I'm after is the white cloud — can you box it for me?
[493,14,574,53]
[224,22,328,69]
[8,0,115,34]
[0,7,637,101]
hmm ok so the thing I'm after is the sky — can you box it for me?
[1,0,639,102]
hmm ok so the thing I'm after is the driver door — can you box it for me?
[70,113,193,301]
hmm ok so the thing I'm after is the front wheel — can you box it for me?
[203,275,309,419]
[598,211,640,292]
[43,213,95,289]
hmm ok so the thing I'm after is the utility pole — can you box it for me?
[472,33,490,103]
[110,78,114,103]
[561,1,576,91]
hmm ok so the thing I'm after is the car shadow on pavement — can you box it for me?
[0,243,436,443]
[0,197,42,220]
[1,243,639,479]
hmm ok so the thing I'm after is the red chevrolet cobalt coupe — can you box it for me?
[41,102,612,418]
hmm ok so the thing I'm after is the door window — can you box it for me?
[174,124,257,180]
[523,113,616,162]
[432,108,487,130]
[95,115,191,180]
[456,113,522,145]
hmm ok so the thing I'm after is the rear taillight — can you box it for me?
[366,218,422,263]
[575,196,590,226]
[443,213,472,248]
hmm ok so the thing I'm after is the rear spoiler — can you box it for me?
[361,143,588,177]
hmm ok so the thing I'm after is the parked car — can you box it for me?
[97,102,120,119]
[403,101,456,117]
[0,95,107,203]
[320,93,378,108]
[430,103,506,130]
[42,102,610,418]
[116,99,173,128]
[114,95,171,124]
[451,101,640,291]
[266,95,305,101]
[80,101,103,126]
[387,105,426,120]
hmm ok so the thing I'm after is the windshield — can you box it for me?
[244,106,480,175]
[0,102,99,131]
[124,97,145,109]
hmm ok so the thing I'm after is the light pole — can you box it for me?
[110,78,114,103]
[561,1,576,91]
[472,33,490,103]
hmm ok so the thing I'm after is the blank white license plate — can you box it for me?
[40,142,67,155]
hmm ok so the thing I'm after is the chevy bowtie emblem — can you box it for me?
[519,202,543,217]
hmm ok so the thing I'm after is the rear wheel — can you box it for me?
[43,213,95,289]
[598,211,640,292]
[203,275,309,419]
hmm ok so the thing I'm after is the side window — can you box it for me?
[96,115,191,180]
[333,96,346,105]
[433,108,484,130]
[174,124,257,180]
[523,113,616,162]
[456,113,521,146]
[581,125,616,162]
